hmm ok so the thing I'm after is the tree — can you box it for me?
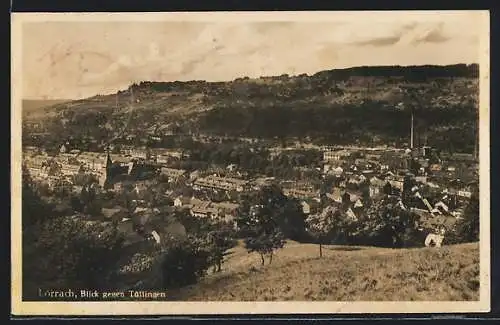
[361,185,372,207]
[342,192,352,209]
[21,166,54,230]
[115,188,136,214]
[80,184,102,217]
[237,187,287,265]
[70,195,84,212]
[73,173,99,187]
[278,199,307,241]
[402,176,415,206]
[383,182,392,196]
[23,217,125,298]
[244,231,286,265]
[160,235,212,289]
[454,190,479,243]
[359,197,421,248]
[205,229,236,272]
[305,208,338,257]
[409,159,421,175]
[237,185,306,240]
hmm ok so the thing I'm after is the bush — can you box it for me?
[23,217,125,299]
[244,230,286,265]
[444,191,479,245]
[160,236,212,289]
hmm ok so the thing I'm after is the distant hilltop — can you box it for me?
[22,63,480,154]
[124,63,479,92]
[24,64,479,102]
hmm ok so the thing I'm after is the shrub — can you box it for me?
[23,217,125,299]
[160,235,212,289]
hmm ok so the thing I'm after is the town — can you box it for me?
[23,124,479,244]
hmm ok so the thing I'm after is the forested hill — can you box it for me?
[23,64,479,153]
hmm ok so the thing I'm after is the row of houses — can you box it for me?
[118,147,190,162]
[173,196,240,225]
[193,175,249,193]
[323,149,352,162]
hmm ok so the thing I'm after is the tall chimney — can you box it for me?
[410,111,414,149]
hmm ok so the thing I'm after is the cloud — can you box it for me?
[349,22,418,47]
[354,35,403,47]
[22,17,482,99]
[410,23,451,44]
[179,44,226,76]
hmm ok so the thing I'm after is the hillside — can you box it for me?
[22,99,71,118]
[168,240,480,301]
[22,64,479,153]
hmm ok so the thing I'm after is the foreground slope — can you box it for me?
[170,241,480,301]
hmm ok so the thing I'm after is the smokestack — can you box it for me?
[410,111,414,149]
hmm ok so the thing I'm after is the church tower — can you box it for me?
[102,147,114,189]
[106,148,113,171]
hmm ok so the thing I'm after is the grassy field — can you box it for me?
[169,240,480,301]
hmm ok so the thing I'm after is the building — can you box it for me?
[119,145,134,156]
[323,150,351,162]
[226,164,238,172]
[386,175,405,192]
[60,164,83,177]
[283,188,319,200]
[324,165,344,176]
[429,164,442,172]
[251,177,276,190]
[174,196,192,208]
[189,170,201,181]
[160,167,187,182]
[301,201,311,215]
[110,155,132,167]
[77,152,107,172]
[153,149,186,163]
[193,175,249,192]
[190,201,219,219]
[212,202,240,222]
[365,153,382,161]
[369,177,386,198]
[457,189,472,199]
[134,182,148,195]
[345,208,358,222]
[130,148,149,160]
[327,187,343,203]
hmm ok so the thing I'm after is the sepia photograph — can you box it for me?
[11,11,490,315]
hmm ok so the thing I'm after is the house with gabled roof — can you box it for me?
[345,208,358,222]
[160,167,187,182]
[174,196,192,208]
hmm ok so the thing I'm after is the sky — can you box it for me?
[19,12,485,100]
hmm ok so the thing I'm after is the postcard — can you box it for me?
[11,10,490,316]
